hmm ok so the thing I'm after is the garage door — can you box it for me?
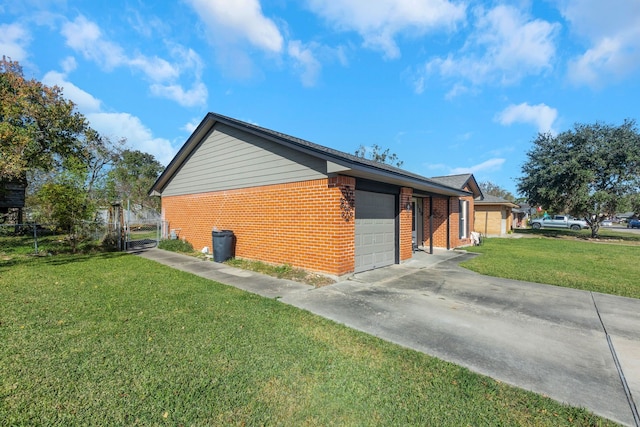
[354,191,396,273]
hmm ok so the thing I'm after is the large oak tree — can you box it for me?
[517,120,640,237]
[0,57,89,182]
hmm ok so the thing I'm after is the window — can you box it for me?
[459,199,469,239]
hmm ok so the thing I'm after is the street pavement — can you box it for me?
[134,247,640,426]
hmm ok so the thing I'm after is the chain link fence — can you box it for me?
[125,220,161,250]
[1,216,161,255]
[0,221,121,255]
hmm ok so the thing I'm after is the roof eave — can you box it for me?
[150,113,470,198]
[476,201,520,208]
[149,113,216,195]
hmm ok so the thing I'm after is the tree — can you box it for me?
[355,144,404,167]
[0,57,89,182]
[80,132,125,206]
[26,133,124,207]
[478,181,515,202]
[517,119,640,237]
[106,150,164,213]
[1,57,129,250]
[34,157,95,252]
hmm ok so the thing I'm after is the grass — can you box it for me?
[156,238,336,287]
[463,231,640,299]
[0,252,614,426]
[128,230,159,241]
[225,258,336,287]
[0,233,108,257]
[514,227,640,243]
[157,238,195,253]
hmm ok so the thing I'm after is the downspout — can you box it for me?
[429,196,433,255]
[485,210,489,237]
[446,197,451,250]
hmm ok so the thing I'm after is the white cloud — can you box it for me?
[0,22,30,62]
[41,69,176,165]
[60,15,206,107]
[306,0,466,59]
[129,55,179,82]
[88,112,175,165]
[60,56,77,74]
[42,70,102,112]
[456,131,473,141]
[412,75,426,94]
[450,158,505,174]
[560,0,640,86]
[495,102,558,134]
[182,118,203,134]
[184,0,345,86]
[183,0,284,81]
[288,40,322,87]
[445,83,470,100]
[150,82,208,107]
[416,5,559,93]
[61,16,126,70]
[185,0,283,53]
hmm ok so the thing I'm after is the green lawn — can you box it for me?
[463,233,640,299]
[0,252,613,426]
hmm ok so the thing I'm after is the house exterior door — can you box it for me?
[412,197,424,249]
[354,191,396,273]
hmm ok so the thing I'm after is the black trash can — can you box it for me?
[212,230,235,262]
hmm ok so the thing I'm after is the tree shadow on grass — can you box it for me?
[513,227,640,243]
[0,250,129,272]
[39,251,128,266]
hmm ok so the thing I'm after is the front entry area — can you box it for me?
[354,190,396,273]
[412,197,424,250]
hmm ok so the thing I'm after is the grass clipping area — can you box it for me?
[463,233,640,299]
[0,253,613,426]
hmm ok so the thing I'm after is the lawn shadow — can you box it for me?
[39,251,128,266]
[514,227,640,243]
[0,250,129,272]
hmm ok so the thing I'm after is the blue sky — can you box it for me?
[2,0,639,196]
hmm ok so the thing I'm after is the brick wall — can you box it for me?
[475,205,513,236]
[399,187,413,261]
[423,197,450,248]
[475,206,501,236]
[161,176,356,275]
[422,194,475,249]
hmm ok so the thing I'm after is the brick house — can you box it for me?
[150,113,476,276]
[475,195,519,236]
[429,174,482,248]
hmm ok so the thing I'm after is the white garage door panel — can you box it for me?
[355,191,396,273]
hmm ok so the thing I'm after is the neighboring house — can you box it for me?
[95,204,160,224]
[150,113,476,276]
[617,212,637,222]
[474,195,519,236]
[512,203,532,228]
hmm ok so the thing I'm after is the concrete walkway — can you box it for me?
[134,248,640,426]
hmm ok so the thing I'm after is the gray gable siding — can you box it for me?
[162,123,329,196]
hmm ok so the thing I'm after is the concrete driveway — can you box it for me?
[136,248,640,426]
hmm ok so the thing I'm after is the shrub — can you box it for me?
[158,238,194,253]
